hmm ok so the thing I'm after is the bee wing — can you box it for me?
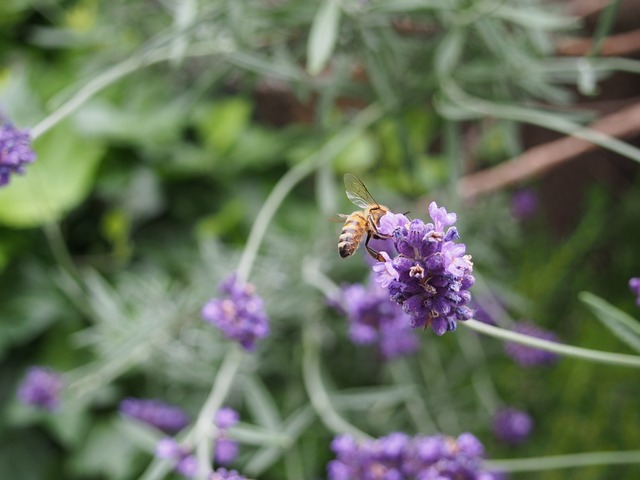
[328,214,349,222]
[344,173,379,209]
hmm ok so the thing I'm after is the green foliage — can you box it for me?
[1,0,640,479]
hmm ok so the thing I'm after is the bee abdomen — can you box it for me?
[338,214,365,258]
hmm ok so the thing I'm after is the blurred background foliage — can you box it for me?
[1,0,640,479]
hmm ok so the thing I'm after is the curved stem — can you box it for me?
[302,325,371,441]
[236,103,383,284]
[462,319,640,368]
[486,450,640,472]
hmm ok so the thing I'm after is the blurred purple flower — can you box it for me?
[202,274,270,351]
[510,188,539,221]
[0,116,36,186]
[212,407,240,465]
[215,407,240,429]
[373,202,475,336]
[155,438,196,478]
[215,438,239,465]
[176,455,198,478]
[629,278,640,306]
[209,468,251,480]
[331,275,419,360]
[504,322,560,367]
[17,366,62,411]
[328,432,501,479]
[120,397,189,433]
[492,408,533,445]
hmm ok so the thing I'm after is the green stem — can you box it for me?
[193,345,245,478]
[302,325,371,441]
[31,39,236,140]
[462,319,640,368]
[487,450,640,472]
[236,103,383,284]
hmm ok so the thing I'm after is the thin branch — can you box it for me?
[556,29,640,56]
[458,100,640,200]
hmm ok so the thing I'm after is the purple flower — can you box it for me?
[119,397,189,433]
[202,274,270,351]
[215,407,240,429]
[155,438,182,459]
[373,202,475,336]
[629,278,640,306]
[155,438,199,478]
[331,276,419,360]
[212,407,240,465]
[0,116,36,186]
[17,366,63,411]
[511,188,539,221]
[209,468,251,480]
[176,455,198,478]
[215,438,239,465]
[492,408,533,445]
[328,432,499,480]
[504,322,560,367]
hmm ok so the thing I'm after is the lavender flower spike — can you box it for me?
[0,116,36,186]
[202,274,270,351]
[17,366,63,411]
[120,397,190,433]
[328,431,501,479]
[374,202,475,335]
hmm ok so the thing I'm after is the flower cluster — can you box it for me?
[629,277,640,306]
[504,322,560,367]
[492,408,533,445]
[154,407,241,479]
[202,274,270,351]
[119,397,190,434]
[155,438,199,478]
[0,117,36,186]
[214,407,240,465]
[332,276,419,359]
[373,202,475,335]
[17,366,63,411]
[328,432,501,480]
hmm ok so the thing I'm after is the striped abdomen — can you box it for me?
[338,212,367,258]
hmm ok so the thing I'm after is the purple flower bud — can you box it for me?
[119,397,189,433]
[202,274,270,351]
[155,437,182,459]
[17,366,62,411]
[0,116,36,186]
[504,322,560,367]
[176,455,198,478]
[215,438,239,465]
[215,407,240,429]
[492,408,533,445]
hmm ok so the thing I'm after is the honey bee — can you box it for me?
[338,174,390,261]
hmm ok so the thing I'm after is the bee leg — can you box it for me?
[364,232,385,262]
